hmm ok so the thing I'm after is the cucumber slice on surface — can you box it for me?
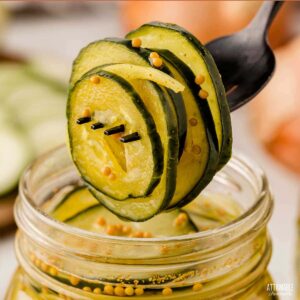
[27,117,66,156]
[6,87,65,129]
[0,61,67,196]
[68,70,163,201]
[126,22,232,169]
[0,125,31,196]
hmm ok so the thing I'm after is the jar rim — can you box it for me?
[18,145,270,245]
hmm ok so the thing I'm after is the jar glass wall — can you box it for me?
[6,146,275,299]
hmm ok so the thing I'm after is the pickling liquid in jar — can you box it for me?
[5,146,277,299]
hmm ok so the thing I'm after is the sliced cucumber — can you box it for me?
[93,63,184,93]
[166,88,187,159]
[27,117,66,156]
[91,62,187,159]
[68,70,164,201]
[0,124,32,196]
[52,187,197,237]
[183,193,242,224]
[4,82,65,128]
[0,61,66,196]
[97,62,187,160]
[68,39,185,220]
[51,187,98,222]
[0,63,32,103]
[126,22,232,169]
[68,27,233,220]
[68,205,197,237]
[150,49,219,209]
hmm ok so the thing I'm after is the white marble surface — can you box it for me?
[0,3,299,299]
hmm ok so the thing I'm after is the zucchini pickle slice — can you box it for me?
[51,187,197,236]
[68,70,163,200]
[151,49,219,209]
[51,187,99,222]
[126,22,232,169]
[98,63,187,159]
[68,26,232,220]
[71,39,186,161]
[86,77,179,221]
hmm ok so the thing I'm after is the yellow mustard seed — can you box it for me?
[107,225,117,236]
[192,282,203,292]
[122,225,132,235]
[93,287,102,294]
[113,133,123,140]
[152,57,163,68]
[133,231,144,238]
[108,173,116,181]
[143,232,153,238]
[150,52,160,59]
[192,145,202,155]
[101,166,111,176]
[114,286,125,296]
[174,212,188,227]
[162,287,173,296]
[125,286,134,296]
[69,275,80,286]
[104,285,114,295]
[161,245,169,254]
[132,38,142,48]
[49,267,58,276]
[178,212,188,222]
[174,218,182,227]
[83,286,92,292]
[195,74,205,85]
[135,287,144,296]
[189,118,198,126]
[90,75,100,84]
[97,217,106,227]
[82,108,91,118]
[115,223,123,231]
[199,89,209,99]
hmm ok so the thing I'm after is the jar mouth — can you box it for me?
[18,144,271,245]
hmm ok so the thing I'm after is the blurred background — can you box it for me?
[0,1,299,298]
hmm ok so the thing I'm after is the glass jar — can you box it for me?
[6,146,275,299]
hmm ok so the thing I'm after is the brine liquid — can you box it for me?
[6,187,277,299]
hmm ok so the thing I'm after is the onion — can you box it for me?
[120,1,293,48]
[250,37,300,173]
